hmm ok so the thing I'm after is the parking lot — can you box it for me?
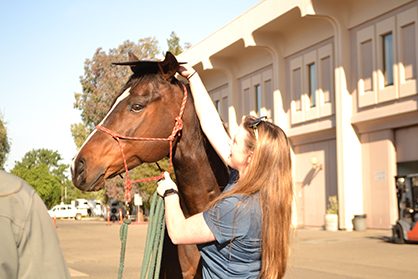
[56,219,147,279]
[56,219,418,279]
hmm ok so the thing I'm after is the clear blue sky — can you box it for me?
[0,0,261,173]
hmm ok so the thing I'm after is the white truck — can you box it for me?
[72,199,105,217]
[48,204,88,220]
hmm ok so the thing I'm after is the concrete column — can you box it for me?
[330,17,364,230]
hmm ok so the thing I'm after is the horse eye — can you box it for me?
[131,104,143,112]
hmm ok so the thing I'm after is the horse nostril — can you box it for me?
[73,157,87,187]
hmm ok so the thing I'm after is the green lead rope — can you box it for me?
[117,192,165,279]
[118,218,132,279]
[140,192,166,279]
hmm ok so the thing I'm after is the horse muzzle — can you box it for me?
[71,156,106,191]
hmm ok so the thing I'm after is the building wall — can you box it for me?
[178,0,418,230]
[294,138,337,227]
[396,125,418,168]
[361,130,398,229]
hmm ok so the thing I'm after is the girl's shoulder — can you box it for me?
[219,192,261,215]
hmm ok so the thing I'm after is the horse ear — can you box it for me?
[158,52,179,81]
[128,52,139,62]
[128,52,140,72]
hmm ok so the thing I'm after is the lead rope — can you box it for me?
[118,218,132,279]
[117,192,165,279]
[139,192,165,279]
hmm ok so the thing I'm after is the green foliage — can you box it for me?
[167,31,182,55]
[326,195,338,215]
[0,112,11,170]
[11,148,69,208]
[70,122,91,150]
[166,31,191,56]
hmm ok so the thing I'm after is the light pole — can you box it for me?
[61,180,64,204]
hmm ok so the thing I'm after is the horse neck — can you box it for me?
[171,89,229,216]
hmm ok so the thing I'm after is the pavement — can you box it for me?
[56,219,418,279]
[56,218,147,279]
[283,228,418,279]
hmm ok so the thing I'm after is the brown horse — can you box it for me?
[71,52,229,278]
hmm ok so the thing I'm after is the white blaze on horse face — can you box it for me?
[71,87,132,171]
[98,87,131,126]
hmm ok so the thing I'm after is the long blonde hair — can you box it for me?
[209,115,293,279]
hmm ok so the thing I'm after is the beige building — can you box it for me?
[178,0,418,230]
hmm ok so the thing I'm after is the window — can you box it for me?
[214,100,220,113]
[222,97,229,127]
[290,56,304,124]
[318,44,334,117]
[264,79,274,120]
[308,63,316,107]
[255,84,262,116]
[397,6,418,98]
[382,33,394,86]
[244,88,250,115]
[209,87,229,128]
[355,8,418,108]
[240,69,272,120]
[361,40,374,92]
[401,24,416,81]
[289,43,334,124]
[293,68,302,111]
[376,16,396,102]
[357,25,376,107]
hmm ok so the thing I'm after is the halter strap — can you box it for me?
[95,84,188,203]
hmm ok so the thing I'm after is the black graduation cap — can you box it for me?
[112,52,185,77]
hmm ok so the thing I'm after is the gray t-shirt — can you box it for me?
[199,183,262,278]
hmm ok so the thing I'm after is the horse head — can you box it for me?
[71,52,186,192]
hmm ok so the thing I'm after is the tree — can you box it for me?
[11,149,69,209]
[166,31,192,56]
[0,111,11,170]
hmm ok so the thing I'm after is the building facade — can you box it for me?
[178,0,418,230]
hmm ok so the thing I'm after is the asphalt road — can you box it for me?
[56,218,148,279]
[56,219,418,279]
[283,228,418,279]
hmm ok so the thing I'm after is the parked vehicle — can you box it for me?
[108,199,127,221]
[392,174,418,243]
[72,199,105,217]
[48,204,88,220]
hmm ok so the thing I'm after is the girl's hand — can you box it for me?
[177,63,195,80]
[157,172,178,196]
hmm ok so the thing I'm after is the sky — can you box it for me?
[0,0,262,174]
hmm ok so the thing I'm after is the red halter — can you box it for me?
[95,84,188,203]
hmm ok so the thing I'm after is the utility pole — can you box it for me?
[61,180,64,204]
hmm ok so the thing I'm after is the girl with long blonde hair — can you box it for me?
[157,64,293,279]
